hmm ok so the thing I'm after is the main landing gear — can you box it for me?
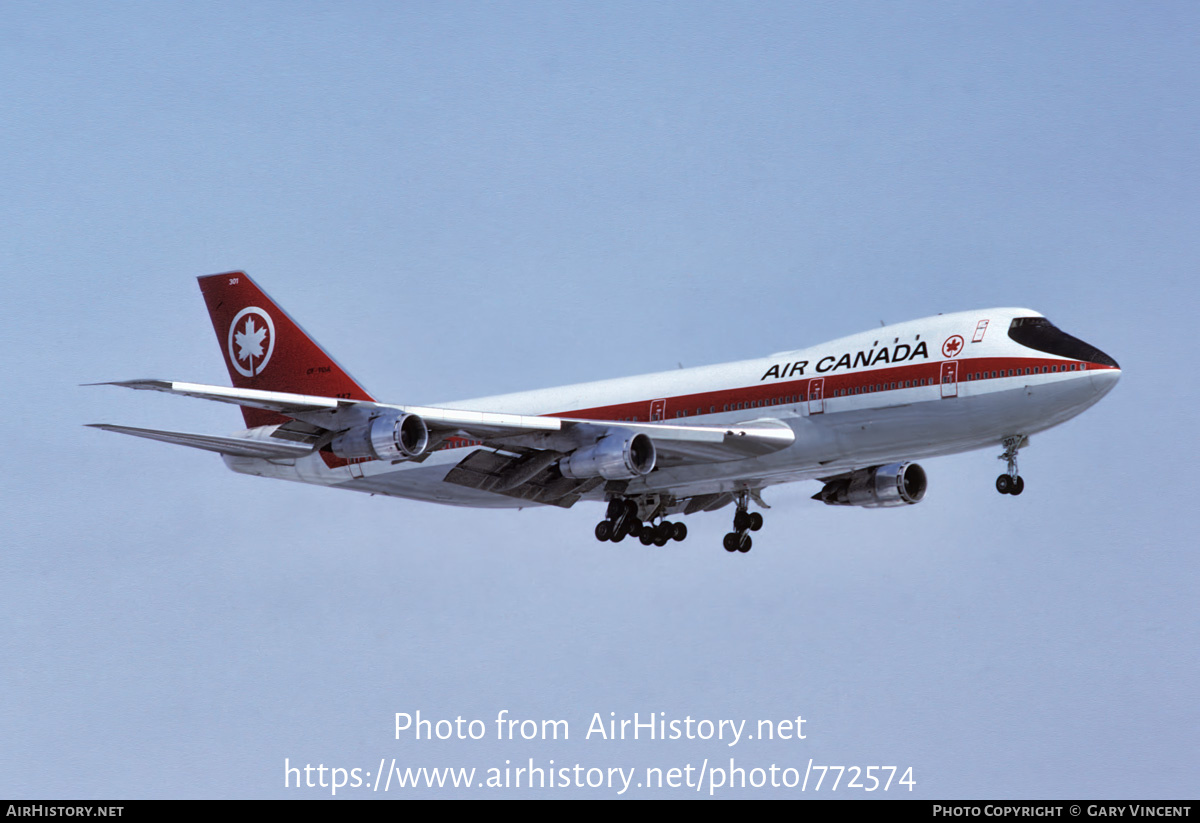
[595,493,765,552]
[594,498,687,547]
[995,435,1028,496]
[723,491,764,553]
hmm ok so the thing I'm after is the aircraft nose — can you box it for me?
[1089,367,1121,397]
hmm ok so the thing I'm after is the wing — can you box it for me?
[90,380,796,505]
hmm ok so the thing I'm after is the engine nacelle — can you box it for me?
[329,412,429,462]
[812,461,927,508]
[559,431,656,480]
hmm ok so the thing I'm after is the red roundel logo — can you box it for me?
[228,307,275,377]
[941,335,965,358]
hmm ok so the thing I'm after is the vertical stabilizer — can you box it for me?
[197,272,374,427]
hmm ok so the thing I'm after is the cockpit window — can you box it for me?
[1007,317,1118,367]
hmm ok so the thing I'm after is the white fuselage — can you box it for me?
[224,308,1120,508]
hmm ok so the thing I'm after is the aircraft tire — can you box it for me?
[1011,476,1025,496]
[748,512,764,532]
[996,474,1012,495]
[723,533,738,552]
[737,534,752,553]
[672,522,687,542]
[595,521,613,541]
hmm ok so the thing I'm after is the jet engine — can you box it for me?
[329,412,429,461]
[560,431,656,480]
[812,462,927,508]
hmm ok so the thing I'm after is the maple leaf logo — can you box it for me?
[942,335,964,358]
[226,307,276,378]
[236,318,267,363]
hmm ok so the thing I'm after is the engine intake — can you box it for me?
[329,412,429,462]
[812,462,927,508]
[560,431,656,480]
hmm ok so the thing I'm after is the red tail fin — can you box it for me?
[198,272,374,428]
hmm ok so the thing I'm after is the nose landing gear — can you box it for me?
[996,435,1028,496]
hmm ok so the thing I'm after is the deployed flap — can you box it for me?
[88,424,314,460]
[443,449,602,508]
[478,416,795,464]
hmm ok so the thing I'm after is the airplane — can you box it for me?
[90,272,1120,553]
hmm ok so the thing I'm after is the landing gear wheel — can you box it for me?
[996,435,1028,497]
[628,519,643,537]
[748,512,763,532]
[733,510,751,531]
[724,532,752,553]
[640,531,655,546]
[595,521,613,541]
[671,522,688,542]
[606,499,623,520]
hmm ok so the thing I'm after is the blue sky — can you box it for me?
[3,2,1197,798]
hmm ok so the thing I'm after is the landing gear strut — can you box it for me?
[996,435,1027,496]
[723,491,763,553]
[595,498,686,546]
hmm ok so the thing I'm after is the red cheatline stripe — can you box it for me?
[546,356,1111,426]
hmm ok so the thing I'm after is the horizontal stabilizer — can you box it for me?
[88,424,314,460]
